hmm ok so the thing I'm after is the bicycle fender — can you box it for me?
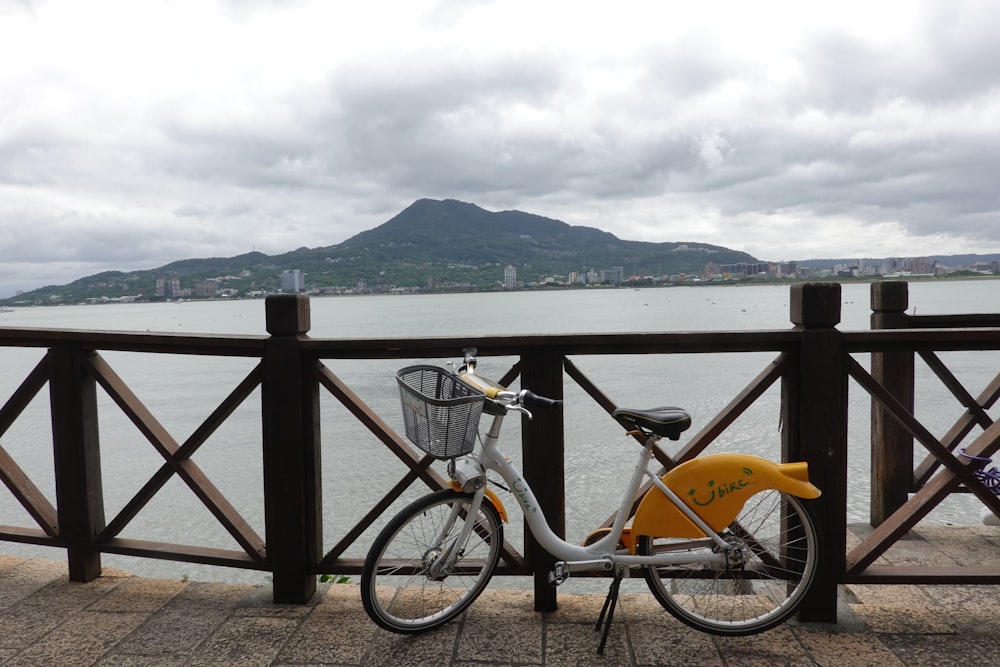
[449,482,508,523]
[631,453,821,541]
[484,488,508,523]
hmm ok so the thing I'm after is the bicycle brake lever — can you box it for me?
[508,404,533,420]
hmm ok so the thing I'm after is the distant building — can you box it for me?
[156,278,181,298]
[599,267,624,284]
[281,269,305,293]
[503,264,518,289]
[717,262,770,278]
[778,262,798,278]
[193,280,219,297]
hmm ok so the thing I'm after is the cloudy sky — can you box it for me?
[2,0,1000,297]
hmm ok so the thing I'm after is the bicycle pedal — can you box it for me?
[548,562,570,586]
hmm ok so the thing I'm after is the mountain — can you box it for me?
[4,199,760,303]
[328,199,755,281]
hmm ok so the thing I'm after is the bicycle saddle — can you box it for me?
[613,407,692,440]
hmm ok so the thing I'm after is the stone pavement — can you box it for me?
[2,552,1000,667]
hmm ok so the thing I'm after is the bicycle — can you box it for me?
[360,348,822,650]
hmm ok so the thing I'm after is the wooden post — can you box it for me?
[870,281,914,525]
[518,348,564,612]
[784,283,845,622]
[49,346,105,581]
[262,294,321,603]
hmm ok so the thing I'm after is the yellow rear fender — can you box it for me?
[449,482,508,523]
[631,453,820,542]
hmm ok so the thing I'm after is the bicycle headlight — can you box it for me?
[448,455,486,492]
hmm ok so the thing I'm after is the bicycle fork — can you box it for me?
[424,488,488,580]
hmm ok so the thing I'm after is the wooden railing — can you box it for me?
[1,283,999,624]
[852,281,1000,582]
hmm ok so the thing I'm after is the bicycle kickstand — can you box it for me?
[595,568,625,655]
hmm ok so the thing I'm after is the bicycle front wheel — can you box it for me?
[640,489,820,635]
[361,489,503,634]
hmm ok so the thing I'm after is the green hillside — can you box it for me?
[4,199,760,303]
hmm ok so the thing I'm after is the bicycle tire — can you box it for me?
[639,489,820,635]
[361,489,503,633]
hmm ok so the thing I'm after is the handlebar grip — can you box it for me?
[521,390,562,411]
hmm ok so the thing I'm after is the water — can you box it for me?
[1,280,999,586]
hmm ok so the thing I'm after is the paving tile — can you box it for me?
[843,583,931,607]
[850,524,940,562]
[792,623,904,667]
[878,535,958,568]
[0,554,27,572]
[469,587,537,616]
[235,583,321,619]
[0,558,68,609]
[275,585,377,665]
[914,525,1000,567]
[16,574,128,614]
[628,622,722,666]
[617,591,673,621]
[540,591,606,624]
[363,624,460,667]
[459,608,544,664]
[0,573,129,650]
[544,621,631,667]
[848,603,956,634]
[173,580,259,608]
[0,605,68,650]
[4,610,146,667]
[879,633,994,667]
[920,583,1000,610]
[87,576,188,613]
[108,582,253,658]
[110,604,227,658]
[713,626,814,667]
[94,654,190,667]
[186,616,301,667]
[949,601,1000,634]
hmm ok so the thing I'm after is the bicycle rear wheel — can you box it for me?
[361,489,503,634]
[640,489,819,635]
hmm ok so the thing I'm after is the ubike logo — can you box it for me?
[687,467,754,507]
[512,477,537,514]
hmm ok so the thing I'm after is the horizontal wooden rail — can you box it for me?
[0,326,266,356]
[844,328,1000,351]
[299,329,802,359]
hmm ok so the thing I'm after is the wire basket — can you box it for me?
[396,365,485,459]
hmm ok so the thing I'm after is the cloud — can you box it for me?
[2,0,1000,297]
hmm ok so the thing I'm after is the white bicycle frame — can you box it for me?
[447,405,732,576]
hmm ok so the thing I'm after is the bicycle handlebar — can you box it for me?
[520,390,561,411]
[460,348,561,412]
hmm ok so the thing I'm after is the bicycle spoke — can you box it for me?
[641,490,820,635]
[361,490,503,633]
